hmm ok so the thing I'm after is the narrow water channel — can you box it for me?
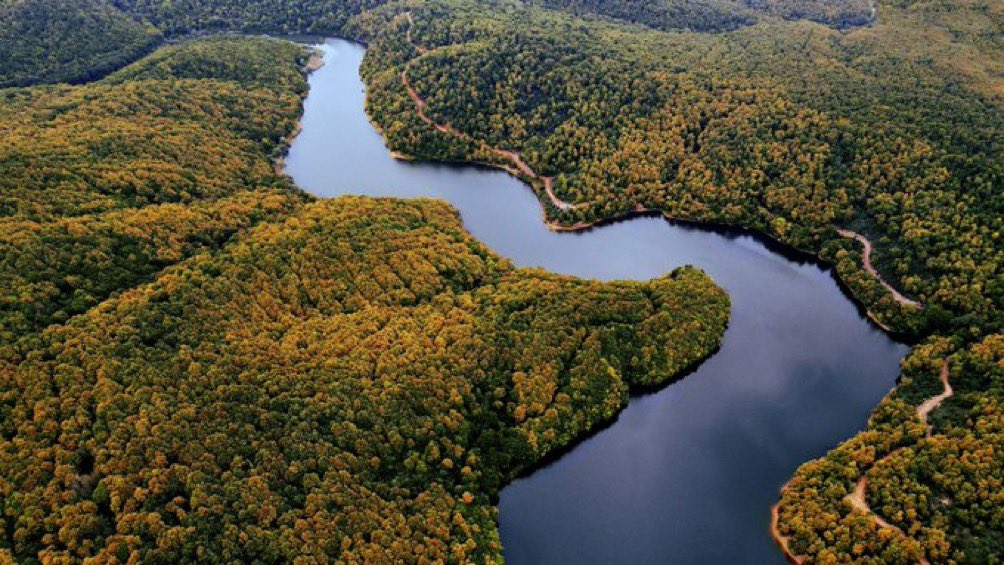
[285,39,908,564]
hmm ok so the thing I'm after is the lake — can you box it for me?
[285,38,908,564]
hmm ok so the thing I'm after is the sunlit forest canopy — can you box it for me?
[111,0,878,34]
[0,196,728,562]
[0,0,893,89]
[529,0,875,31]
[350,3,1001,558]
[0,36,309,347]
[357,0,1001,338]
[0,33,730,562]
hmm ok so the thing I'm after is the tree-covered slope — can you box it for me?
[775,335,1002,563]
[0,0,161,87]
[0,197,729,562]
[112,0,875,36]
[0,29,731,563]
[530,0,874,31]
[102,36,311,90]
[114,0,390,35]
[0,36,309,349]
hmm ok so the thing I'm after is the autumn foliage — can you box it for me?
[0,37,308,348]
[0,197,728,562]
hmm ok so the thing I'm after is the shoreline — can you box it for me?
[769,478,805,564]
[840,360,951,565]
[274,46,326,175]
[397,12,585,213]
[837,229,921,309]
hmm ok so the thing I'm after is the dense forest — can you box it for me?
[0,0,879,88]
[529,0,875,31]
[0,0,1001,562]
[0,0,161,87]
[0,36,309,352]
[352,1,1001,560]
[775,335,1002,563]
[355,0,1000,336]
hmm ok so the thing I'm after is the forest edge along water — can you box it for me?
[284,38,909,564]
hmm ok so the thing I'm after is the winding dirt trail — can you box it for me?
[401,65,458,135]
[917,361,954,424]
[843,360,951,565]
[837,229,921,309]
[846,473,910,532]
[403,12,427,55]
[772,360,952,564]
[398,12,583,212]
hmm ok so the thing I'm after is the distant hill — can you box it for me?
[531,0,873,32]
[0,0,161,87]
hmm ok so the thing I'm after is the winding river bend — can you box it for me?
[285,39,908,564]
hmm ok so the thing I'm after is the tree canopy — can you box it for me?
[0,36,309,348]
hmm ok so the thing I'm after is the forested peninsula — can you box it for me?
[0,0,1001,563]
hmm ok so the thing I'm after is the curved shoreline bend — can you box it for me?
[361,23,927,559]
[842,360,951,565]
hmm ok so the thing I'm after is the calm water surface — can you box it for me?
[286,39,908,564]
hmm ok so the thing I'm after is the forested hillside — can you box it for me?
[0,0,890,89]
[775,336,1002,563]
[114,0,386,35]
[0,36,309,351]
[112,0,874,36]
[357,0,1000,338]
[530,0,874,31]
[0,0,160,87]
[0,195,728,562]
